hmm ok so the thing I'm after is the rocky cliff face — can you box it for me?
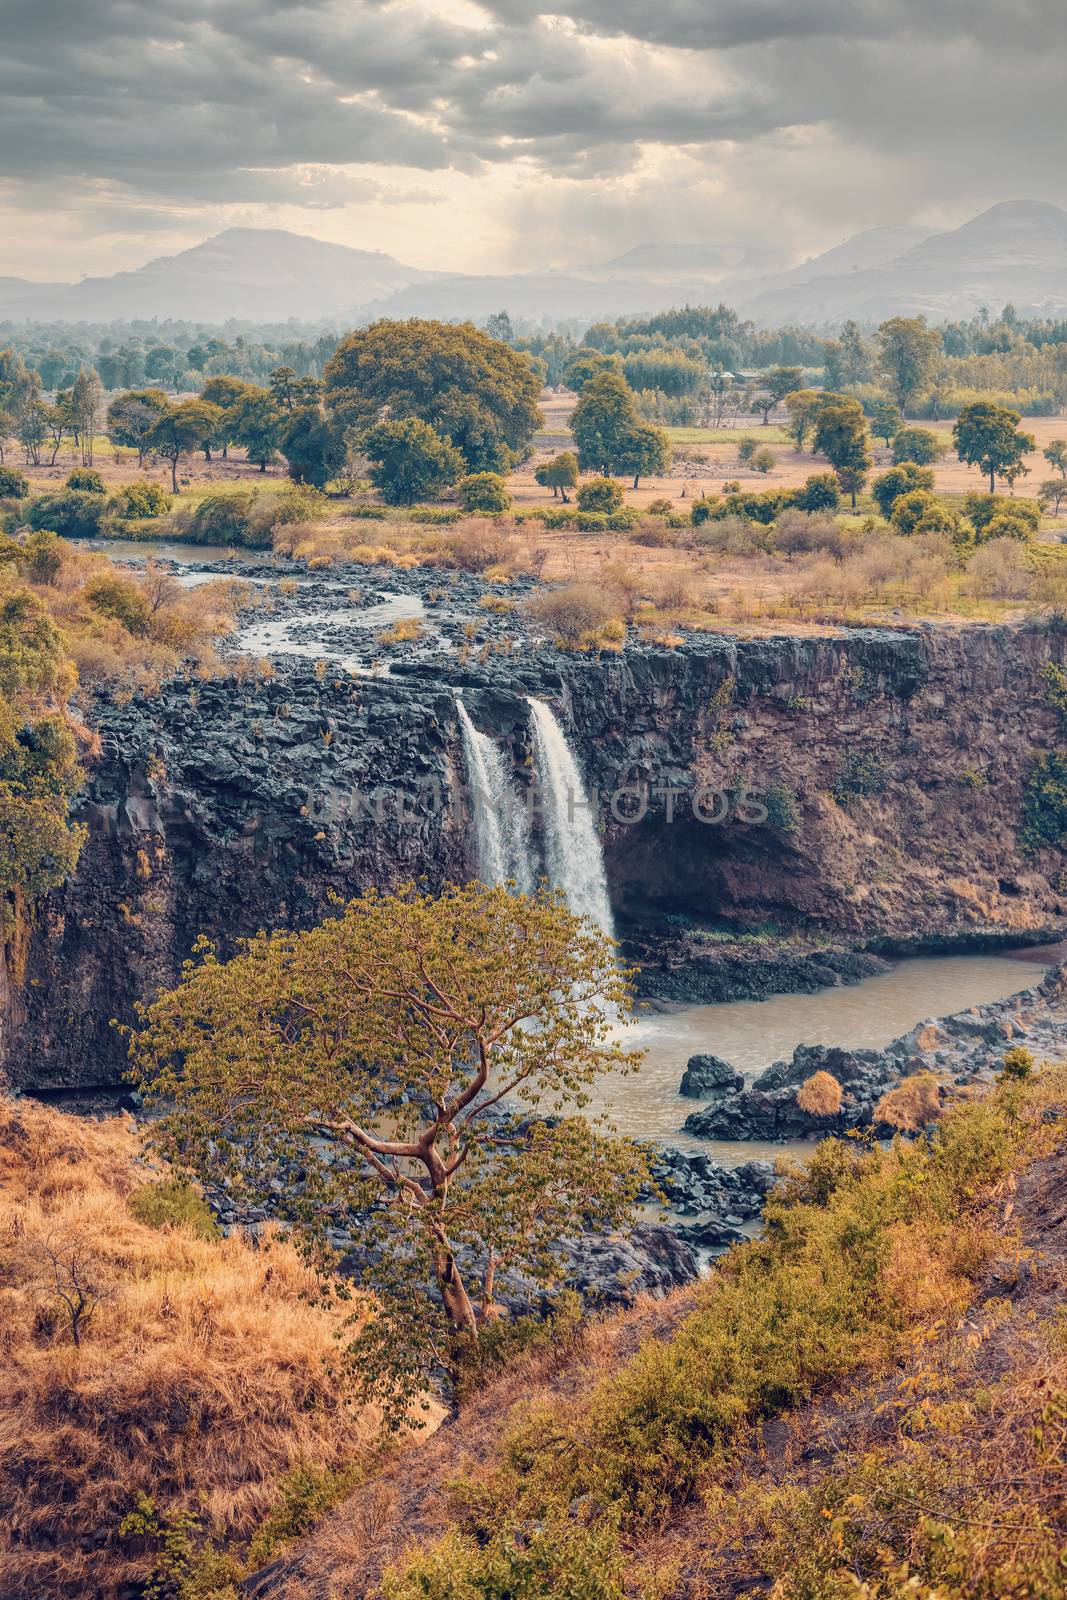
[8,618,1066,1090]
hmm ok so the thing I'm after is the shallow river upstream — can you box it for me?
[593,948,1053,1160]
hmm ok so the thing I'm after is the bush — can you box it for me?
[19,530,64,584]
[965,493,1040,538]
[871,462,935,519]
[874,1071,942,1131]
[188,489,258,545]
[1020,750,1067,851]
[793,472,840,513]
[752,447,776,474]
[526,582,621,649]
[458,472,512,513]
[981,511,1035,542]
[0,465,30,499]
[999,1046,1034,1081]
[410,506,462,525]
[693,514,772,557]
[646,497,674,516]
[25,489,110,539]
[891,427,942,466]
[440,519,514,573]
[963,538,1033,600]
[795,1071,843,1116]
[66,468,106,493]
[890,490,955,536]
[83,573,151,634]
[128,1178,220,1240]
[117,479,171,518]
[576,476,623,513]
[773,509,849,558]
[349,504,387,520]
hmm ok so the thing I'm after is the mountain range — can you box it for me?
[2,200,1065,329]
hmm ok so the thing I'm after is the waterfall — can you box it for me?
[527,697,614,936]
[455,697,532,890]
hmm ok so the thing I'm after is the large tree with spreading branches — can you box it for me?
[128,883,647,1416]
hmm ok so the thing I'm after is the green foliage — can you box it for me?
[965,493,1041,542]
[119,1493,241,1600]
[571,370,667,484]
[458,472,512,513]
[410,505,463,524]
[576,476,623,514]
[325,319,542,473]
[66,467,105,493]
[129,1177,221,1239]
[106,387,170,463]
[118,479,172,518]
[832,749,886,802]
[871,461,936,518]
[751,446,776,474]
[149,400,225,491]
[1020,751,1067,851]
[999,1045,1035,1081]
[0,589,84,906]
[870,397,901,445]
[84,573,151,634]
[0,465,29,499]
[129,883,647,1419]
[890,490,962,538]
[1042,661,1067,728]
[876,317,942,414]
[26,488,110,538]
[953,401,1036,493]
[362,417,464,506]
[188,490,259,546]
[534,450,579,500]
[891,425,942,466]
[232,387,284,471]
[245,1461,365,1568]
[761,781,801,833]
[793,472,840,512]
[386,1074,1060,1596]
[279,405,346,489]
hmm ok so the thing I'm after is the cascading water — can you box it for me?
[527,696,614,935]
[455,697,532,890]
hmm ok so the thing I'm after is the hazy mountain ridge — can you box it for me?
[2,201,1066,328]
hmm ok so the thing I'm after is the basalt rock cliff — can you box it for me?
[6,613,1066,1090]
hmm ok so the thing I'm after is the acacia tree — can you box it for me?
[129,884,646,1415]
[750,366,802,426]
[148,400,223,492]
[107,388,170,467]
[953,401,1035,494]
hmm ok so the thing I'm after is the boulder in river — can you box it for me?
[679,1052,744,1098]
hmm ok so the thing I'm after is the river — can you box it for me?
[592,947,1054,1161]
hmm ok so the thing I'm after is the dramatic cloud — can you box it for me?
[0,0,1064,276]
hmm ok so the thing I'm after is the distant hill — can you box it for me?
[733,201,1067,324]
[3,203,1067,329]
[0,229,432,323]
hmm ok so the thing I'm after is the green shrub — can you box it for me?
[999,1045,1035,1081]
[409,506,462,525]
[793,472,840,513]
[246,1461,364,1567]
[66,467,106,493]
[188,490,258,545]
[890,426,942,466]
[349,504,388,520]
[457,472,512,513]
[0,466,30,499]
[128,1177,220,1239]
[117,480,172,518]
[576,476,623,514]
[752,446,776,474]
[26,489,109,538]
[872,462,935,519]
[832,749,886,802]
[1020,750,1067,851]
[965,493,1040,538]
[760,781,801,832]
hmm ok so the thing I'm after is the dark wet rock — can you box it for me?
[679,1052,744,1098]
[683,963,1067,1145]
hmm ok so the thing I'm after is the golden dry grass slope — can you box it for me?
[0,1098,383,1600]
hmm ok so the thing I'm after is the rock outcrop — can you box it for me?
[6,569,1066,1090]
[679,1052,744,1098]
[682,961,1067,1142]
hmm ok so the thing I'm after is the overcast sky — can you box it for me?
[1,0,1063,279]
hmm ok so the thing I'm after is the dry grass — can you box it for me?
[795,1070,843,1116]
[0,1098,381,1600]
[875,1070,944,1131]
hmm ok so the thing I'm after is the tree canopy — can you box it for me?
[876,317,943,416]
[324,319,542,474]
[129,883,646,1416]
[953,401,1036,493]
[362,417,464,505]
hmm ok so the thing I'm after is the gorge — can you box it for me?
[5,550,1066,1104]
